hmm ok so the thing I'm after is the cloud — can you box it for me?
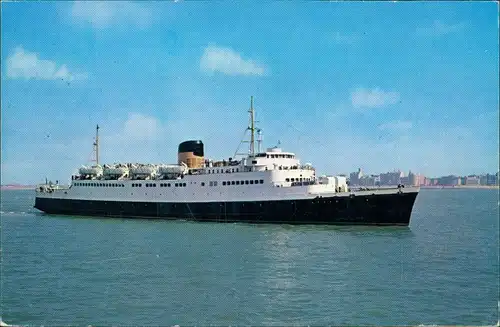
[332,31,359,45]
[121,113,161,141]
[416,20,465,37]
[378,120,413,131]
[350,88,400,109]
[70,2,152,28]
[200,45,266,76]
[6,47,87,81]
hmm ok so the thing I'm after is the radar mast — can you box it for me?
[92,125,100,166]
[233,96,262,158]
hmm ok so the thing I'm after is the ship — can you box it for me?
[34,97,419,225]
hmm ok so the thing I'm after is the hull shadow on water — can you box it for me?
[34,211,415,238]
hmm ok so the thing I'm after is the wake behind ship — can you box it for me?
[34,97,419,225]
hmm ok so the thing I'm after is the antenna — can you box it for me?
[257,128,263,153]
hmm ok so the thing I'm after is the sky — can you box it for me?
[1,1,499,185]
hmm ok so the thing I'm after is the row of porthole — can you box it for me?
[74,183,124,187]
[75,180,265,189]
[285,177,311,182]
[221,180,264,186]
[208,168,240,174]
[139,183,187,188]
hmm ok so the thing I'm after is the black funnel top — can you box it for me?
[178,140,204,157]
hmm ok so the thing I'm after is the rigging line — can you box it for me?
[233,127,250,159]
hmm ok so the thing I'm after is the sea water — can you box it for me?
[0,188,498,325]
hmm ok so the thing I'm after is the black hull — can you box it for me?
[34,192,418,225]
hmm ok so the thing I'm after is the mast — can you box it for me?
[233,96,261,158]
[94,124,100,166]
[249,96,255,156]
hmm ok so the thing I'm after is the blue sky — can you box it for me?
[1,1,499,184]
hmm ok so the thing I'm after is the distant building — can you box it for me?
[415,174,427,186]
[485,173,499,186]
[380,170,403,186]
[349,168,363,186]
[407,171,418,186]
[438,175,461,186]
[359,175,377,187]
[465,176,480,185]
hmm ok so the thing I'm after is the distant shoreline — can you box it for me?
[421,185,499,190]
[0,186,36,191]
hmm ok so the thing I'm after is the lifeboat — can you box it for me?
[130,164,158,178]
[103,165,129,177]
[79,165,103,176]
[158,163,188,176]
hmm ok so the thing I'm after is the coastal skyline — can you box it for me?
[1,2,499,185]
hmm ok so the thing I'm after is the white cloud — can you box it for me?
[121,113,162,141]
[6,47,87,81]
[71,2,152,28]
[378,120,413,131]
[200,45,265,76]
[416,20,465,37]
[351,88,400,109]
